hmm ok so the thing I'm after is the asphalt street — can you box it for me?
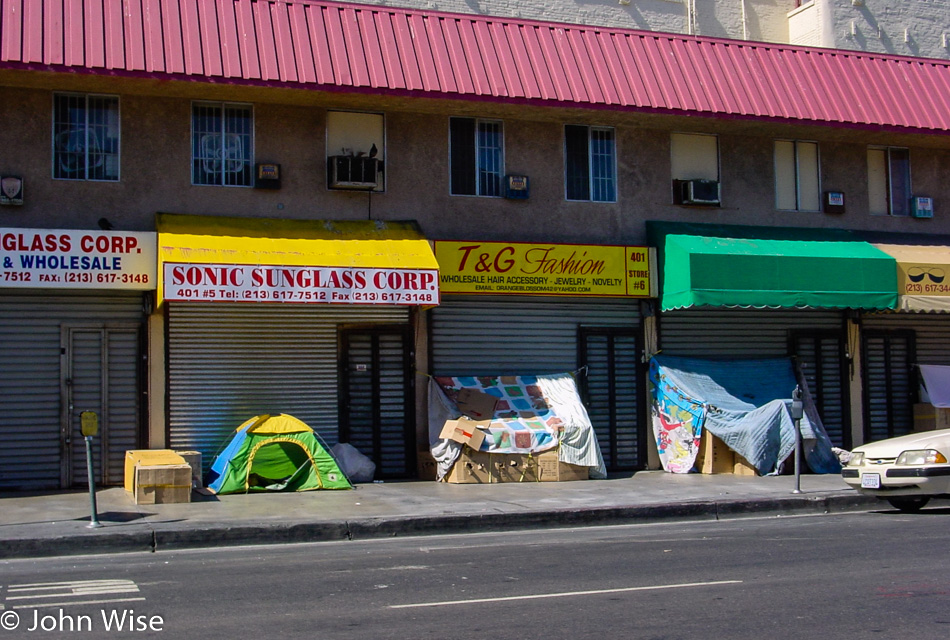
[2,509,949,639]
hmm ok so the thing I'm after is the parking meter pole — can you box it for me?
[84,435,103,529]
[791,386,804,495]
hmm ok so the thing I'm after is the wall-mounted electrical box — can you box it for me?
[823,191,845,214]
[911,196,934,219]
[254,163,281,189]
[504,175,529,199]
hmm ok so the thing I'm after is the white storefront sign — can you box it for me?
[163,262,439,305]
[0,228,157,290]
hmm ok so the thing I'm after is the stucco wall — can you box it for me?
[3,83,950,246]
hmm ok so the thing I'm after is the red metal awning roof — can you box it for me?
[4,0,950,133]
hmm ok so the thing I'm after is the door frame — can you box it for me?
[59,322,142,487]
[577,325,644,471]
[338,323,415,478]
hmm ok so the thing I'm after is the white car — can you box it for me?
[842,428,950,512]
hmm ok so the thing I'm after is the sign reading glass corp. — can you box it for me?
[1,228,157,289]
[435,241,654,297]
[163,263,439,305]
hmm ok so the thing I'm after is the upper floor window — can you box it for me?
[565,125,616,202]
[192,102,253,187]
[868,146,911,216]
[52,93,120,181]
[671,132,719,205]
[775,140,820,212]
[450,117,503,197]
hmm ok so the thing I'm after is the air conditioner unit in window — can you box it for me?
[328,155,380,189]
[675,179,721,206]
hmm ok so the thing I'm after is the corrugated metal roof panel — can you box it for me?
[5,0,950,132]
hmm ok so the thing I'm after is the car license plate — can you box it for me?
[861,473,881,489]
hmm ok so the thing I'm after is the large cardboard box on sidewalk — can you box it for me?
[443,446,493,484]
[536,450,589,482]
[125,450,191,504]
[697,431,734,474]
[444,448,588,483]
[913,403,950,432]
[124,450,185,492]
[132,464,193,505]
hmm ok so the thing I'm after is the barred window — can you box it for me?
[192,102,253,187]
[52,94,120,181]
[450,117,504,197]
[565,125,616,202]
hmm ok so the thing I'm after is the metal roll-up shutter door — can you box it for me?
[431,296,640,375]
[0,291,144,490]
[659,309,844,357]
[861,326,916,441]
[863,313,950,365]
[431,296,643,470]
[167,303,408,471]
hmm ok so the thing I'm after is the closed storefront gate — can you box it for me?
[860,314,950,442]
[166,303,415,479]
[0,291,145,489]
[658,309,852,448]
[430,296,644,470]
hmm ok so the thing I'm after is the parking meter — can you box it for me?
[791,386,803,494]
[80,411,102,528]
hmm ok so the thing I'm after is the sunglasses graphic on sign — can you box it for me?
[907,267,946,284]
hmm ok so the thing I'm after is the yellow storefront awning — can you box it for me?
[156,214,440,306]
[875,243,950,312]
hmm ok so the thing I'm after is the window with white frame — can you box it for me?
[565,125,616,202]
[671,132,719,205]
[868,146,911,216]
[192,102,253,187]
[774,140,820,211]
[450,117,503,197]
[52,93,120,181]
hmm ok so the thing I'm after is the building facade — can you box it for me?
[2,0,950,489]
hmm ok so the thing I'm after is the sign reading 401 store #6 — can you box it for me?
[434,241,655,297]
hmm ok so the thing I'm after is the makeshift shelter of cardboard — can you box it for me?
[649,355,841,476]
[206,414,352,494]
[428,373,607,481]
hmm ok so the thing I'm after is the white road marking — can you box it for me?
[3,580,143,609]
[12,597,146,610]
[389,579,743,609]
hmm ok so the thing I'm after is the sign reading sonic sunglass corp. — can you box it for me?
[0,228,156,289]
[435,241,655,297]
[163,263,439,304]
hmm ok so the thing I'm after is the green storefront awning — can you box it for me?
[647,222,898,311]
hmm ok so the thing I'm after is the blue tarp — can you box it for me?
[650,355,841,475]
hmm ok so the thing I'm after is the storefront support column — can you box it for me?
[847,315,865,448]
[147,304,166,449]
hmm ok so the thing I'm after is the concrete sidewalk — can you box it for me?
[0,472,878,559]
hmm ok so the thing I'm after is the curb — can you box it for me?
[0,492,880,559]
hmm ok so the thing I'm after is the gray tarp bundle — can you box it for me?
[650,355,841,475]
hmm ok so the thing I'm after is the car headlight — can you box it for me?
[896,449,948,465]
[847,452,864,467]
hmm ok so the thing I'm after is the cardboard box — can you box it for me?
[439,418,489,451]
[124,450,186,492]
[132,464,192,504]
[456,388,498,420]
[696,431,734,474]
[492,453,540,483]
[443,447,493,484]
[733,454,758,476]
[536,450,589,482]
[417,450,438,481]
[175,450,203,489]
[913,403,950,432]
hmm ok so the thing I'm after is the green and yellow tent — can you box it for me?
[206,414,352,494]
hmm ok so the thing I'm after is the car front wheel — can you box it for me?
[885,496,931,513]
